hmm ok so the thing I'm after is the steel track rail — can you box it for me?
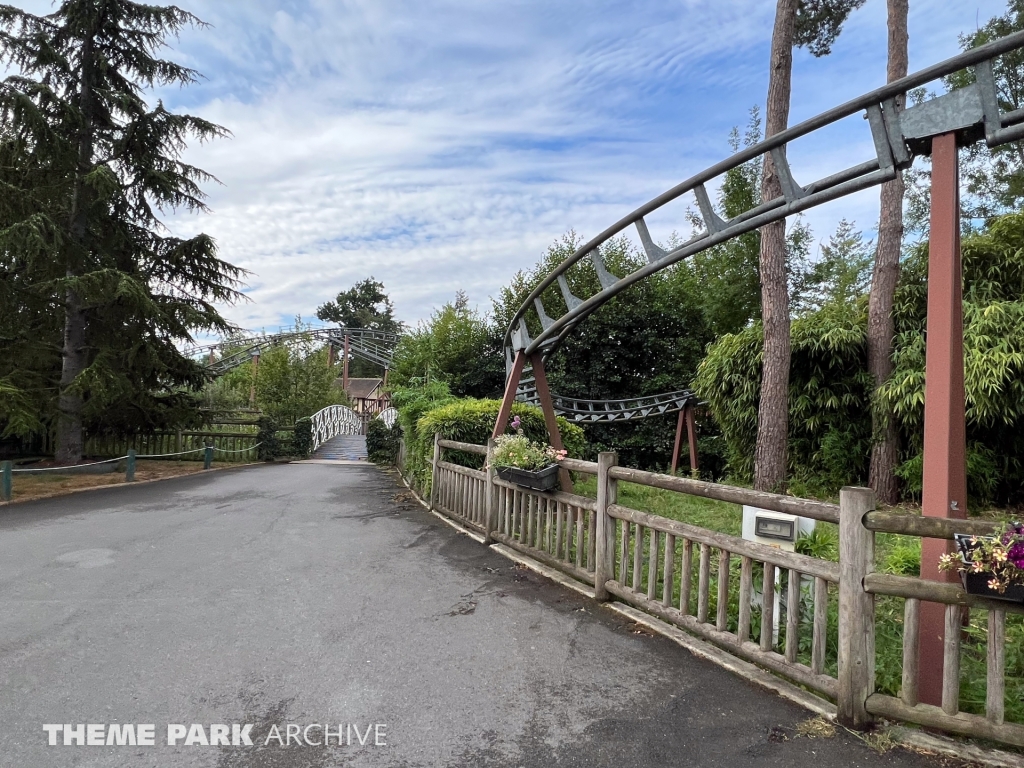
[516,386,697,423]
[503,31,1024,365]
[186,327,402,375]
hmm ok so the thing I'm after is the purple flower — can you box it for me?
[510,416,521,430]
[1002,523,1024,570]
[1009,542,1024,569]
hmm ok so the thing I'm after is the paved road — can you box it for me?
[0,463,952,767]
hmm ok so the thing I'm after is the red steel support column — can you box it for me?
[491,351,527,440]
[249,351,260,408]
[529,353,573,493]
[343,334,351,390]
[917,131,968,708]
[670,409,685,474]
[686,405,699,473]
[327,344,335,369]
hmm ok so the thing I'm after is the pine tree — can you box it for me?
[867,0,909,505]
[316,277,402,334]
[0,1,244,462]
[754,0,866,492]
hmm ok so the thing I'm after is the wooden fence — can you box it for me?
[428,436,1023,749]
[85,430,261,462]
[861,513,1024,745]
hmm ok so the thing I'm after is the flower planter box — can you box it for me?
[954,534,1024,603]
[496,464,559,492]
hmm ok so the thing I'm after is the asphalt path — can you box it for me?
[0,463,955,767]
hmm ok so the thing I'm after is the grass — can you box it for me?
[573,473,1024,729]
[575,475,743,534]
[2,460,230,504]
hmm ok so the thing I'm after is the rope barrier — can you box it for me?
[8,443,263,474]
[213,443,262,454]
[134,447,208,459]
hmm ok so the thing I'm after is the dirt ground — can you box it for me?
[2,460,253,504]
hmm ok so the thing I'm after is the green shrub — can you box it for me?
[256,416,279,461]
[367,419,402,464]
[695,213,1024,505]
[292,418,312,457]
[881,538,921,576]
[694,300,872,493]
[794,525,838,561]
[399,396,585,495]
[390,381,457,486]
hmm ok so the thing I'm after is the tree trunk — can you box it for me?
[867,0,909,505]
[55,287,87,463]
[54,29,97,465]
[754,0,797,493]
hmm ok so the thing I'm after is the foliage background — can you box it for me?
[696,212,1024,506]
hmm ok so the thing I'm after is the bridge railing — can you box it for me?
[426,436,1023,748]
[311,405,362,451]
[376,407,399,429]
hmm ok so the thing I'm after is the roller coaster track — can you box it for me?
[194,33,1024,439]
[503,32,1024,385]
[185,328,400,376]
[515,371,696,422]
[187,327,695,423]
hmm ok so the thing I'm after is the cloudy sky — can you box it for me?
[27,0,1010,331]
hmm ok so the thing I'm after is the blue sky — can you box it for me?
[26,0,1010,331]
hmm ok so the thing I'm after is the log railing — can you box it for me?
[603,502,840,699]
[861,560,1024,747]
[432,437,600,582]
[427,436,1022,748]
[490,477,598,585]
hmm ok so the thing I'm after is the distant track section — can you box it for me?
[187,328,697,424]
[185,327,400,376]
[516,366,697,423]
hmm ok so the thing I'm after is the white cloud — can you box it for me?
[138,0,1008,335]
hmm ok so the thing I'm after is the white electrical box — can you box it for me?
[741,506,816,645]
[741,506,815,552]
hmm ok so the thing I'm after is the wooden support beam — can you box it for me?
[838,486,876,729]
[248,351,260,408]
[594,451,618,601]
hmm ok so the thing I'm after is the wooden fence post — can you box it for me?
[594,451,618,601]
[1,460,11,502]
[203,446,213,470]
[484,438,497,544]
[126,449,136,482]
[428,433,441,511]
[838,486,876,729]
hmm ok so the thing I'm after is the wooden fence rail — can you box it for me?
[426,436,1023,750]
[84,430,262,463]
[863,571,1024,746]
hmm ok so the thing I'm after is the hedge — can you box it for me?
[367,419,402,464]
[400,396,586,495]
